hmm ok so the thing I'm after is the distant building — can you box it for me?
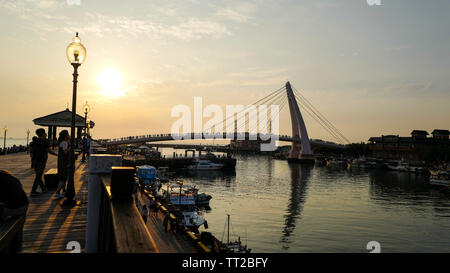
[431,129,450,140]
[230,139,261,152]
[230,139,271,152]
[368,129,450,161]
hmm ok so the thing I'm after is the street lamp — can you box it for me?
[3,126,7,155]
[65,32,86,207]
[81,101,90,163]
[26,129,30,154]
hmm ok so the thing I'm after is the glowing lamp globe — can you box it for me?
[83,102,90,114]
[66,32,86,65]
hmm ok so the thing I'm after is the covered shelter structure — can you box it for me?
[33,108,95,146]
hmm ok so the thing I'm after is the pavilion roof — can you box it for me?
[33,108,95,128]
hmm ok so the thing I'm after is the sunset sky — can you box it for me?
[1,0,449,143]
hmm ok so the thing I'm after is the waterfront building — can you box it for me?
[368,129,450,161]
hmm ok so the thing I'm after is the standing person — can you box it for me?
[29,136,37,169]
[31,128,57,195]
[55,130,70,198]
[141,205,148,224]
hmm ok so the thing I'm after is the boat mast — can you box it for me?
[179,180,183,205]
[227,214,230,244]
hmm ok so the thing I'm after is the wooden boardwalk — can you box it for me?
[0,152,88,253]
[1,152,203,253]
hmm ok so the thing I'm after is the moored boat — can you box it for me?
[223,214,251,253]
[163,181,212,207]
[188,159,224,170]
[385,160,426,174]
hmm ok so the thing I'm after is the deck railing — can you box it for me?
[86,154,156,253]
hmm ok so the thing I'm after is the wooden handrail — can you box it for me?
[98,173,157,253]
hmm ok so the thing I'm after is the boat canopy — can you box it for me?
[137,165,157,180]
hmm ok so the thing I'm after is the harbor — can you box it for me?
[1,125,450,253]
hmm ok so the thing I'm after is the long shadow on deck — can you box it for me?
[21,162,89,253]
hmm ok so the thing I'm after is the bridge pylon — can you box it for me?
[285,81,315,164]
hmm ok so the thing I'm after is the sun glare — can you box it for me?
[97,69,125,98]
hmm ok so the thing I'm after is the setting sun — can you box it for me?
[97,68,125,98]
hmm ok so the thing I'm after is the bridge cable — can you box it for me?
[295,97,346,144]
[202,86,286,134]
[236,90,286,133]
[293,87,350,144]
[202,86,287,134]
[294,93,349,144]
[250,92,288,135]
[237,90,287,134]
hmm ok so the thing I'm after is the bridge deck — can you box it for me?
[0,152,88,253]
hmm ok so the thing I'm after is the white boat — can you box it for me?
[182,211,208,231]
[164,181,209,231]
[164,182,212,207]
[386,161,426,173]
[386,161,409,172]
[188,159,224,170]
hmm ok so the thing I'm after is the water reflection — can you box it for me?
[369,170,450,214]
[280,164,312,250]
[183,169,236,180]
[369,170,429,192]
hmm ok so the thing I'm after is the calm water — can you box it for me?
[162,152,450,253]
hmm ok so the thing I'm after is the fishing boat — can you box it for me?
[188,159,224,170]
[223,214,251,253]
[164,181,209,232]
[164,182,212,207]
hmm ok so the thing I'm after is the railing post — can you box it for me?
[86,154,122,253]
[110,167,135,201]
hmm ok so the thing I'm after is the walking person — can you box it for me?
[149,198,158,215]
[163,212,171,232]
[55,130,70,198]
[31,129,57,195]
[141,205,148,224]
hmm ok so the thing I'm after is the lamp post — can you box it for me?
[81,102,90,163]
[65,32,86,207]
[86,119,91,137]
[26,129,30,154]
[3,126,7,155]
